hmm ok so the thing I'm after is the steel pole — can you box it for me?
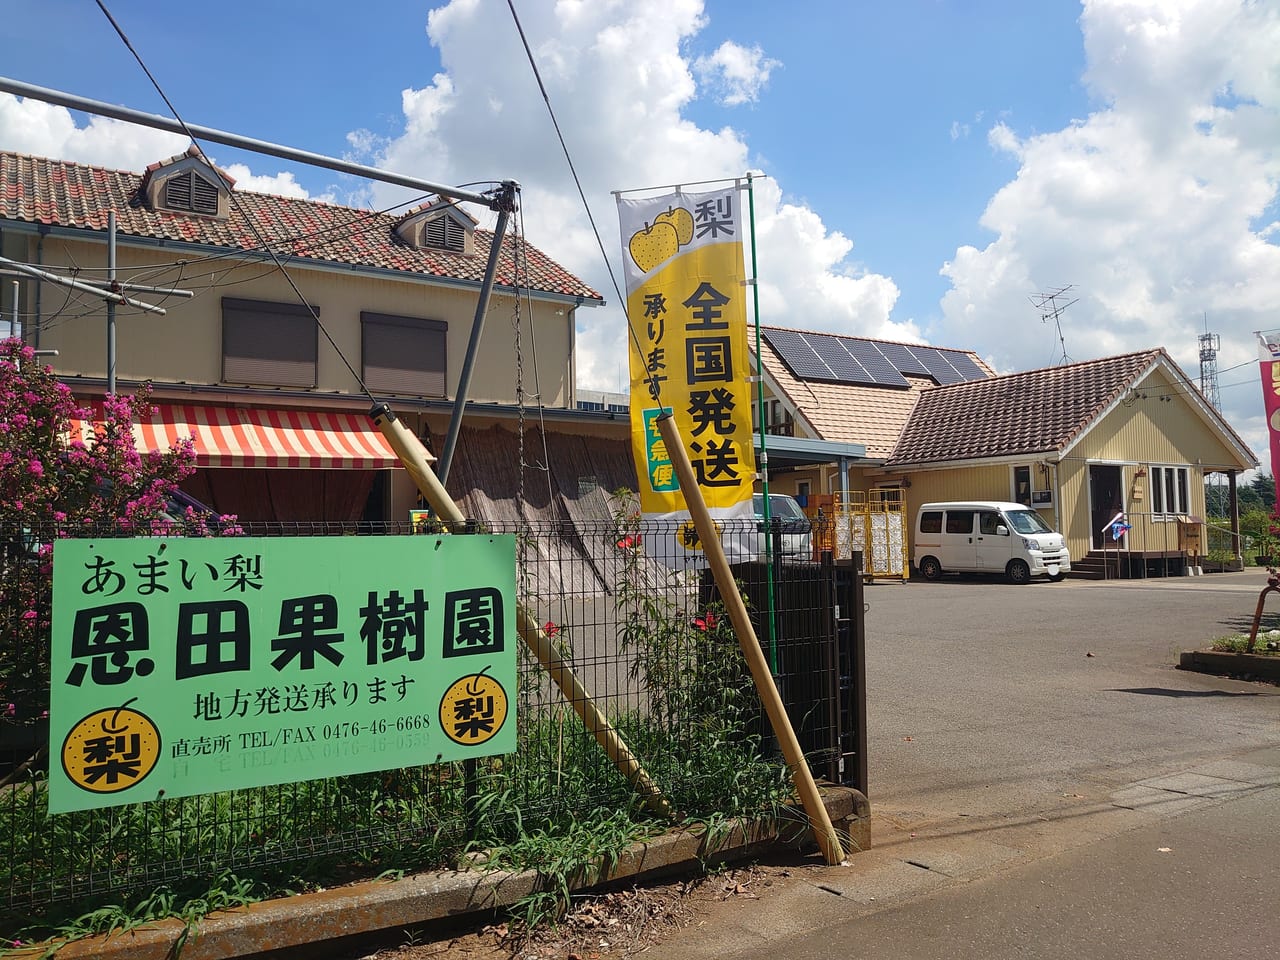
[0,77,498,209]
[438,184,517,484]
[107,212,116,395]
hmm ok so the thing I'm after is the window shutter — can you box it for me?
[164,174,192,210]
[362,313,447,396]
[191,173,219,215]
[422,216,465,252]
[222,298,318,387]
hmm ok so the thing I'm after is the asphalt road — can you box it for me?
[660,569,1280,960]
[862,570,1279,820]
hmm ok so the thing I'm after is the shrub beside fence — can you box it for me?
[0,517,863,934]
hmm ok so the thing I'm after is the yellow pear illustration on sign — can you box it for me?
[654,205,695,245]
[628,220,680,273]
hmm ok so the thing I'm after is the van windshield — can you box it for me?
[1005,510,1053,535]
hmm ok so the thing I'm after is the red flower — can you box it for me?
[616,534,641,550]
[543,621,561,638]
[693,611,718,632]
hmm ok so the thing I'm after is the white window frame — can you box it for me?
[1149,465,1190,518]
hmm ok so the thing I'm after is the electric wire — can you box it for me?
[504,0,662,407]
[94,0,374,402]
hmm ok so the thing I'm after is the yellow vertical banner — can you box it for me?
[616,184,757,566]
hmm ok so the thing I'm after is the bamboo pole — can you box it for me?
[371,403,672,818]
[655,413,845,864]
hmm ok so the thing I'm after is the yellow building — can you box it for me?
[1,148,606,522]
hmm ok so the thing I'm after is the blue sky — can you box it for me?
[2,0,1279,469]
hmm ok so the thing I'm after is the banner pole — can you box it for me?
[656,412,845,864]
[747,174,779,675]
[371,403,673,819]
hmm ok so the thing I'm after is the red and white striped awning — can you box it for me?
[72,404,401,470]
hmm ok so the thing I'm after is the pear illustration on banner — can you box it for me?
[628,220,681,273]
[654,205,694,245]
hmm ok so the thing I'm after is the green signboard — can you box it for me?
[49,535,516,814]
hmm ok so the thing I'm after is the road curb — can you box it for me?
[13,787,869,960]
[1178,649,1280,682]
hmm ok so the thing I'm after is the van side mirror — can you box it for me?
[996,524,1009,536]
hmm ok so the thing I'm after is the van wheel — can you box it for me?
[1007,559,1031,585]
[918,556,943,581]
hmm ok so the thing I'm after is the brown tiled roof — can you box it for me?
[755,326,994,460]
[885,349,1164,467]
[0,151,602,302]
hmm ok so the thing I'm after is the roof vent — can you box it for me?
[141,145,232,219]
[394,200,477,254]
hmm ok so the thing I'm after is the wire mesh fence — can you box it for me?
[0,516,862,922]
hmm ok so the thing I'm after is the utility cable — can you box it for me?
[95,0,375,402]
[504,0,662,408]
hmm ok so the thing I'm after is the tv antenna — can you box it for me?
[1029,285,1078,365]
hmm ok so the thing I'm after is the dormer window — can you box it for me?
[138,145,233,219]
[163,170,220,215]
[423,215,466,252]
[394,201,477,255]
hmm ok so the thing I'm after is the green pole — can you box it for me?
[747,173,778,674]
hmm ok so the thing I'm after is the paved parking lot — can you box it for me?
[861,569,1280,817]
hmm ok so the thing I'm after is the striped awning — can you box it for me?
[73,403,401,470]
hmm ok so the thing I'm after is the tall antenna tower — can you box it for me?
[1029,285,1079,365]
[1199,317,1227,519]
[1198,319,1221,411]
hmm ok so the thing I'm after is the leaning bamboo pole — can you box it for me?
[655,412,845,864]
[371,403,672,818]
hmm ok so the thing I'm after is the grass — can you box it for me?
[0,705,798,953]
[1209,633,1280,654]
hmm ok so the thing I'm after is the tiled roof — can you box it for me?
[884,349,1164,466]
[755,326,994,460]
[0,151,603,303]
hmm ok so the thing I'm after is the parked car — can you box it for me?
[914,500,1071,584]
[752,493,813,561]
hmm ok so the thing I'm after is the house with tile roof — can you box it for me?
[755,329,1255,578]
[883,349,1256,576]
[752,324,995,499]
[0,147,607,523]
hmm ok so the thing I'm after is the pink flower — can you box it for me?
[21,610,36,621]
[27,458,43,476]
[4,704,14,717]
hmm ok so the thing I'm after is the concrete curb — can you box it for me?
[14,787,869,960]
[1178,649,1280,682]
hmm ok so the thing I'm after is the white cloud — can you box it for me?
[939,0,1280,470]
[0,93,322,203]
[0,92,186,169]
[220,164,313,200]
[363,0,910,394]
[693,40,781,106]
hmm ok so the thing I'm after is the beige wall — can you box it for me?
[894,367,1247,563]
[25,235,575,407]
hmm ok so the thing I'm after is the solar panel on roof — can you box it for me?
[914,347,966,385]
[762,329,830,379]
[804,333,876,384]
[875,341,933,377]
[941,352,987,381]
[843,339,909,387]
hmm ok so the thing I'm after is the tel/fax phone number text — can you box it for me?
[237,715,431,748]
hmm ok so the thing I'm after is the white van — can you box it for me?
[914,501,1071,584]
[752,493,812,561]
